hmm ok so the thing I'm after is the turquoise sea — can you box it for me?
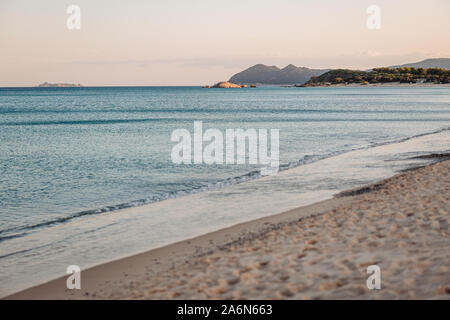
[0,86,449,296]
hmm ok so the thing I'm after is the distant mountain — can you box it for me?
[229,64,329,85]
[389,58,450,70]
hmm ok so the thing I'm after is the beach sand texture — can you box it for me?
[6,159,449,300]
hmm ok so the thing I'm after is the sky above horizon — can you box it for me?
[1,0,450,86]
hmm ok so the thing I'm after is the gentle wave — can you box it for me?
[1,118,449,126]
[0,108,447,114]
[0,118,172,126]
[1,126,448,242]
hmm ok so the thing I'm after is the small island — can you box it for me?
[37,82,82,88]
[203,81,252,89]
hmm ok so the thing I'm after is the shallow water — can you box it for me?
[0,86,449,296]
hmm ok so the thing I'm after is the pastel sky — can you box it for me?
[1,0,450,86]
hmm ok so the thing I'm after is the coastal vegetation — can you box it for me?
[226,59,450,86]
[303,67,450,86]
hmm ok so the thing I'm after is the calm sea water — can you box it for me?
[0,86,449,296]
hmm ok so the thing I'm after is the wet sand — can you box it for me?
[6,159,450,300]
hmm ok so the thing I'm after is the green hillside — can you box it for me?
[304,67,450,86]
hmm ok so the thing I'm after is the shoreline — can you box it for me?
[5,196,349,300]
[298,82,450,88]
[5,155,449,299]
[299,82,450,88]
[2,83,450,89]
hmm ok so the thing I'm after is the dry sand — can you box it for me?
[6,159,450,300]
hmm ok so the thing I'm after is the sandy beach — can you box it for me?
[2,0,450,305]
[5,157,450,300]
